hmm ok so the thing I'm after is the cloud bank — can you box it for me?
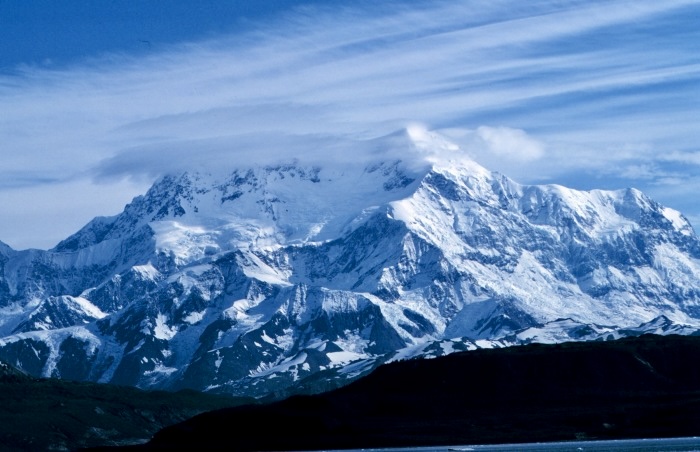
[1,0,699,248]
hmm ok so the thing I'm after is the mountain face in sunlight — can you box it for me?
[0,129,698,398]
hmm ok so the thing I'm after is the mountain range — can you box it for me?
[0,127,699,398]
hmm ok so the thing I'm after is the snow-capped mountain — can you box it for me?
[0,128,699,397]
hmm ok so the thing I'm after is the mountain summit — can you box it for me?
[0,129,699,396]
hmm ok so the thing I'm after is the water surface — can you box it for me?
[323,437,700,452]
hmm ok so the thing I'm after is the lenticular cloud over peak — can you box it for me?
[92,125,479,182]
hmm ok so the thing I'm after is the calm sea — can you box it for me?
[317,437,700,452]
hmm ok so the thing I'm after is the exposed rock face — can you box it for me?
[0,129,699,397]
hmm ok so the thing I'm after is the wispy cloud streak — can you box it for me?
[0,0,698,248]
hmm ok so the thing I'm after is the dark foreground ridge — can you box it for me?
[133,334,700,451]
[0,362,251,451]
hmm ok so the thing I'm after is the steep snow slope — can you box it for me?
[0,128,699,397]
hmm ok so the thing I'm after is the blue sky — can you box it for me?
[1,0,699,249]
[0,1,328,69]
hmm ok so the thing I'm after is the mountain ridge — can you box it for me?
[0,128,699,398]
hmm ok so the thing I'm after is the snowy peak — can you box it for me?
[52,127,483,256]
[412,160,696,246]
[146,161,421,253]
[55,159,427,260]
[1,127,700,399]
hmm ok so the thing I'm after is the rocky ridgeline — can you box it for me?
[0,129,698,398]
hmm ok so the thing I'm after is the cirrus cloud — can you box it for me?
[0,0,699,248]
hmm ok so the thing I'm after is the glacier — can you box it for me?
[0,128,699,397]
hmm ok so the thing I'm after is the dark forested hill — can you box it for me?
[138,334,700,451]
[0,364,251,451]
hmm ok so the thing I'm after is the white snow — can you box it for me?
[662,207,692,235]
[439,340,456,355]
[153,313,177,340]
[66,296,107,320]
[327,350,365,364]
[183,310,205,325]
[132,263,161,280]
[144,363,178,377]
[260,331,275,345]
